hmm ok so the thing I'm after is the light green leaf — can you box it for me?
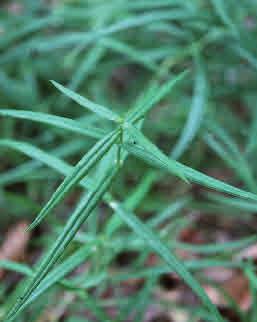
[171,56,206,159]
[110,201,224,322]
[5,167,118,322]
[124,125,257,202]
[28,130,119,230]
[126,69,189,123]
[0,109,105,139]
[51,80,122,122]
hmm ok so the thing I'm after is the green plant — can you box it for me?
[1,1,257,322]
[0,73,256,322]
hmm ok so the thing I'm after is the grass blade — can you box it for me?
[175,235,257,255]
[126,69,189,123]
[124,125,257,202]
[0,109,105,139]
[0,139,86,186]
[0,139,70,176]
[51,80,122,122]
[171,56,206,159]
[210,0,238,36]
[0,139,95,193]
[61,45,105,108]
[204,132,256,192]
[5,167,118,322]
[110,201,224,322]
[28,130,119,230]
[15,244,93,314]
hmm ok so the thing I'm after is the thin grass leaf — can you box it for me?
[61,45,105,108]
[0,139,86,186]
[147,197,190,227]
[15,244,93,314]
[33,10,193,53]
[174,235,257,255]
[5,166,118,322]
[246,108,257,155]
[232,45,257,71]
[206,193,257,213]
[125,0,189,10]
[126,69,189,123]
[105,170,158,236]
[0,261,33,277]
[205,120,256,191]
[206,120,245,160]
[123,124,257,202]
[112,258,245,283]
[204,133,256,192]
[101,38,157,71]
[210,0,238,36]
[0,109,105,139]
[0,138,111,198]
[28,130,119,230]
[171,55,206,159]
[2,242,96,315]
[0,139,70,176]
[0,139,94,191]
[124,123,188,182]
[51,80,122,122]
[0,16,60,50]
[110,201,225,322]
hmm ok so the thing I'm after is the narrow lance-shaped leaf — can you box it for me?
[0,109,105,139]
[0,16,59,50]
[33,10,192,53]
[246,108,257,154]
[206,120,256,192]
[112,259,244,282]
[61,45,105,109]
[204,133,257,193]
[126,69,189,123]
[123,124,257,202]
[175,234,257,255]
[232,45,257,72]
[210,0,238,36]
[5,166,118,322]
[124,123,187,182]
[0,139,94,192]
[28,129,120,230]
[0,139,86,186]
[101,38,157,71]
[10,243,93,315]
[206,119,241,158]
[51,80,122,122]
[0,261,33,277]
[206,193,257,213]
[0,139,70,176]
[171,55,206,159]
[110,201,225,322]
[2,242,94,311]
[147,197,191,228]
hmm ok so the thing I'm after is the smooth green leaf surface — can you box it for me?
[124,125,257,202]
[0,109,104,139]
[28,130,119,230]
[110,201,224,322]
[171,56,206,159]
[5,167,118,322]
[51,80,122,122]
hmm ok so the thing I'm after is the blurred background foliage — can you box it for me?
[1,1,257,321]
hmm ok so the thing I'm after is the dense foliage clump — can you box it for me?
[0,1,257,322]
